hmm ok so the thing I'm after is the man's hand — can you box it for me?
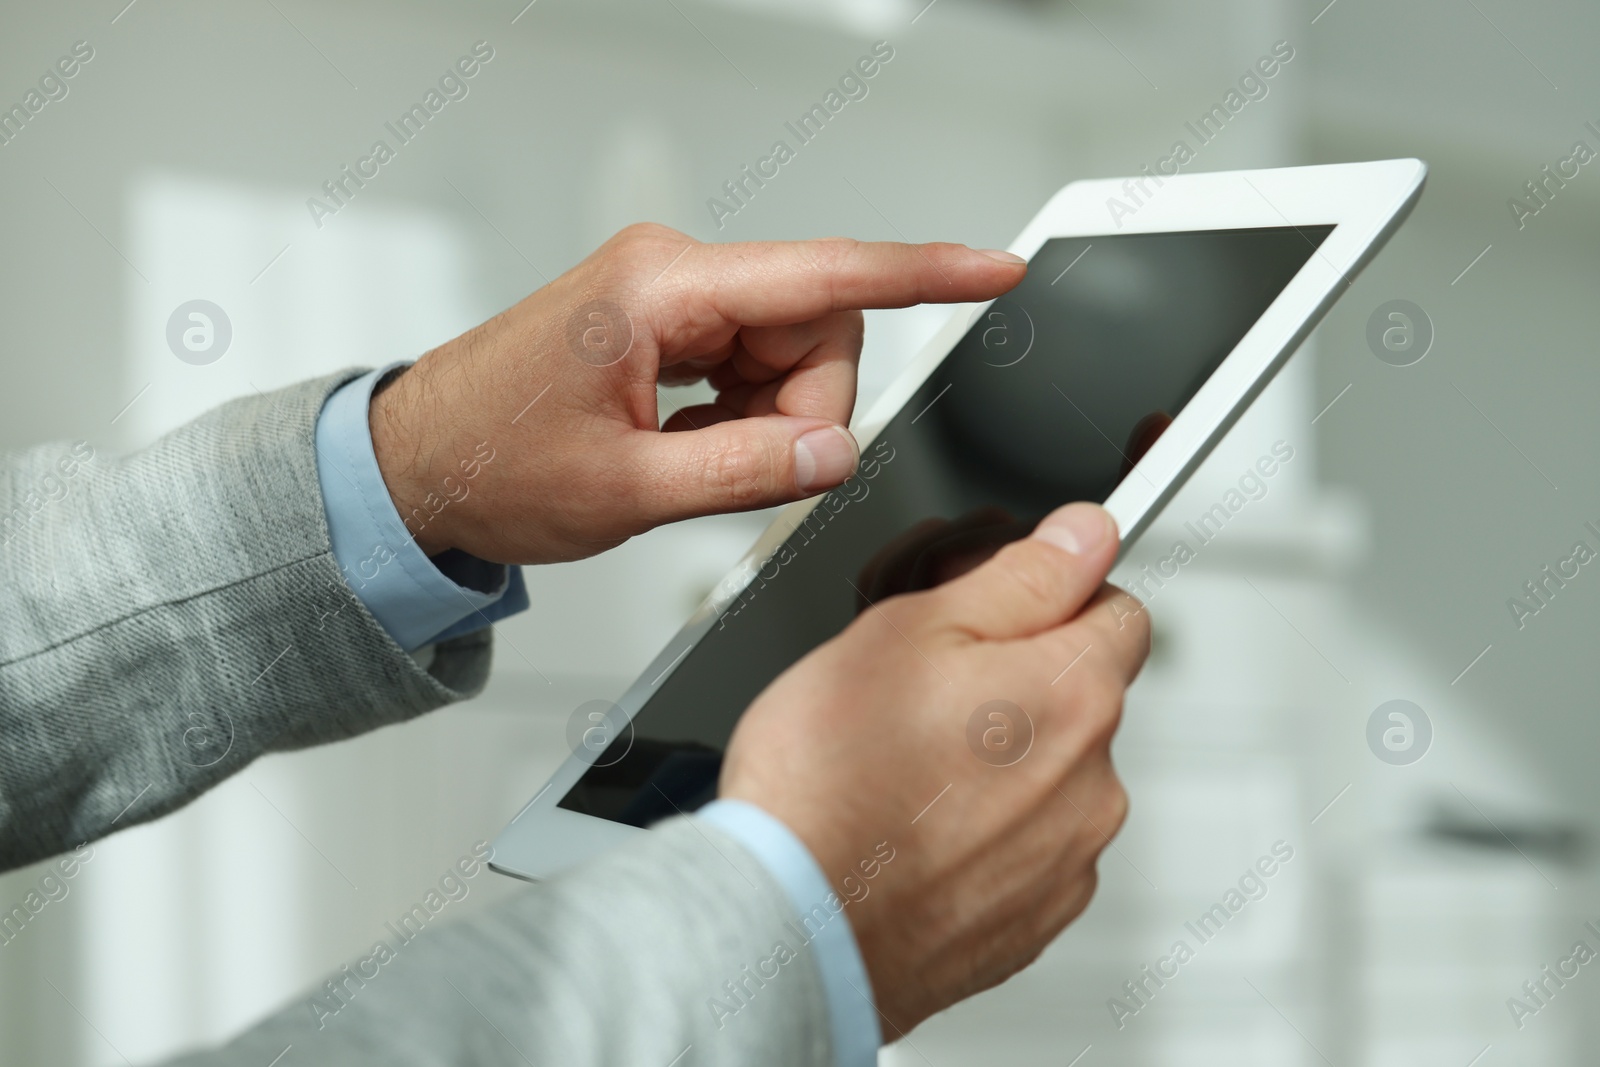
[369,223,1026,563]
[720,502,1147,1036]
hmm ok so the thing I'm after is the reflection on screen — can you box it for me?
[559,225,1333,825]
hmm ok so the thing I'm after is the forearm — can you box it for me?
[160,818,836,1067]
[0,372,491,871]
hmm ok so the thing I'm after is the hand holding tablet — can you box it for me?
[720,501,1147,1034]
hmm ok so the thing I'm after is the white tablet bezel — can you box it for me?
[491,158,1427,882]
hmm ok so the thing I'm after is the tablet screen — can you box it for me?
[559,224,1332,826]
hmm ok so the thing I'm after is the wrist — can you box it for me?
[369,368,461,557]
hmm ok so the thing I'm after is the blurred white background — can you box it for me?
[1,0,1598,1063]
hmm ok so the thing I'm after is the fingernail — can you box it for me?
[794,426,858,493]
[1030,503,1113,556]
[977,249,1026,264]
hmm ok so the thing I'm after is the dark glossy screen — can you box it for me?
[559,225,1331,826]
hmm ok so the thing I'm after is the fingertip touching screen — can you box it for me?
[559,225,1333,826]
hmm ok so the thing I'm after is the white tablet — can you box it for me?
[491,159,1427,881]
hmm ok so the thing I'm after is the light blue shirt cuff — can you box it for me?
[314,365,528,651]
[698,799,882,1067]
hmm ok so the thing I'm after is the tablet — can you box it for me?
[491,159,1427,881]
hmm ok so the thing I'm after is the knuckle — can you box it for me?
[1115,585,1149,623]
[867,592,921,636]
[921,241,969,267]
[1072,663,1117,712]
[805,238,864,305]
[827,309,867,355]
[613,221,682,247]
[807,236,863,274]
[1116,587,1152,640]
[698,440,773,508]
[1083,588,1151,669]
[1104,687,1129,735]
[1063,668,1125,738]
[1103,777,1130,836]
[991,541,1062,611]
[1045,870,1098,935]
[1096,584,1147,633]
[606,224,693,287]
[839,595,926,666]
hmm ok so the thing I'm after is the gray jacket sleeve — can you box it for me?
[0,372,839,1067]
[164,818,836,1067]
[0,371,490,870]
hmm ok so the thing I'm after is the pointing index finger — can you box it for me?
[680,238,1027,327]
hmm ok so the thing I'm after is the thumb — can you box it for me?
[626,416,859,525]
[929,503,1120,641]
